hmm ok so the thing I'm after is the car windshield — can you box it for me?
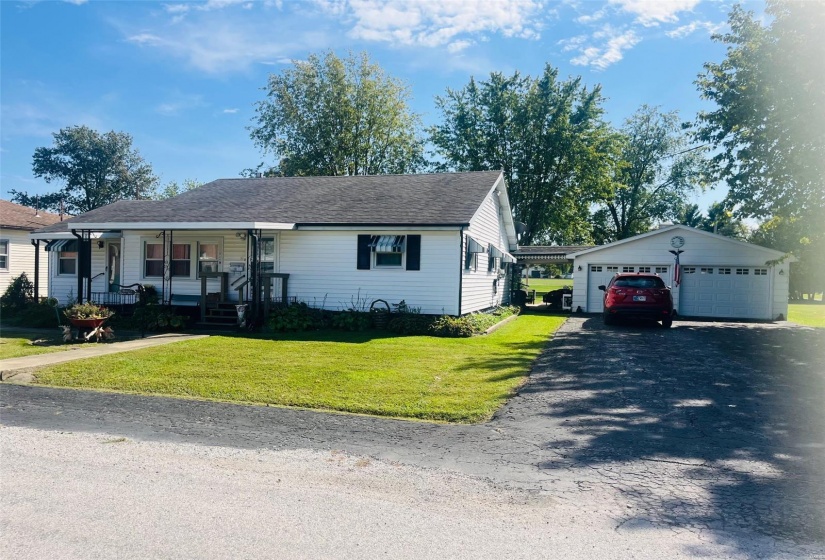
[612,277,666,289]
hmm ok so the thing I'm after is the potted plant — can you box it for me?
[63,301,115,330]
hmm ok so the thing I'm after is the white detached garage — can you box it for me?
[569,225,791,321]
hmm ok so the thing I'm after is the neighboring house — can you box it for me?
[568,224,792,321]
[0,200,63,299]
[30,171,518,320]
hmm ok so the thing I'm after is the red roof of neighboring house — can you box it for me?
[0,199,63,231]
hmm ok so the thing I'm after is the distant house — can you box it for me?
[0,200,63,299]
[31,171,518,322]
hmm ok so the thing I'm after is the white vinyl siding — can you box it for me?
[1,230,50,299]
[280,230,459,315]
[462,188,512,314]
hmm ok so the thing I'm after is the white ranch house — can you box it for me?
[31,171,518,323]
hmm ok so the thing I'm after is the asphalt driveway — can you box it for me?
[2,316,824,553]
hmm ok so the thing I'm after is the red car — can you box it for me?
[599,273,674,328]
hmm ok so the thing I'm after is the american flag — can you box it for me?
[673,251,682,287]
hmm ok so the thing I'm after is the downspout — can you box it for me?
[248,229,259,321]
[458,226,464,316]
[168,230,174,305]
[30,239,40,301]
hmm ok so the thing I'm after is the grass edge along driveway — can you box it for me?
[32,314,566,423]
[788,302,825,328]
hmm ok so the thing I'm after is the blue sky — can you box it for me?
[1,0,759,214]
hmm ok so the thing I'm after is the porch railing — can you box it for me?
[90,286,140,307]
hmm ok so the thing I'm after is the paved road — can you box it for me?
[2,317,824,558]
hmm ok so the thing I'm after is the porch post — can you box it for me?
[30,239,40,301]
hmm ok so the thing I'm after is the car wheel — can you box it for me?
[662,318,673,328]
[603,311,614,325]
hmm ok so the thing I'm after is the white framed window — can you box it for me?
[196,242,219,276]
[683,267,696,274]
[169,243,191,277]
[260,237,276,273]
[144,242,165,278]
[622,266,635,273]
[655,266,668,274]
[736,268,749,275]
[638,266,651,273]
[719,268,732,275]
[700,267,714,274]
[606,266,618,272]
[58,240,78,276]
[754,268,768,276]
[374,236,405,268]
[0,240,8,271]
[591,266,602,272]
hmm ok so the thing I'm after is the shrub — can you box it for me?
[129,304,187,332]
[268,303,315,332]
[331,310,372,331]
[387,314,435,335]
[428,316,475,338]
[1,273,34,313]
[11,298,61,328]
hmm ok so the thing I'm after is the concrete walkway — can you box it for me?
[0,333,208,381]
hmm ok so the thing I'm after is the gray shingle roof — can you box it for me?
[0,200,63,230]
[36,172,503,233]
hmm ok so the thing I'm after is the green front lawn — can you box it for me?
[33,314,567,423]
[0,330,79,360]
[788,303,825,328]
[521,278,573,299]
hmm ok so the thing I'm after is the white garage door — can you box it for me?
[678,266,771,319]
[587,265,671,312]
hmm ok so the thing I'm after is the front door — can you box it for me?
[107,242,121,292]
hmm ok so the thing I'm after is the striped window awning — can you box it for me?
[488,245,504,259]
[45,239,77,252]
[466,236,486,254]
[369,235,406,253]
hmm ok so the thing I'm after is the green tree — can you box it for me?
[676,203,704,228]
[249,51,424,177]
[592,106,706,242]
[10,125,157,214]
[750,216,822,300]
[702,201,749,240]
[694,1,825,244]
[153,179,203,200]
[429,65,615,245]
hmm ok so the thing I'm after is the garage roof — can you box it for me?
[568,224,789,260]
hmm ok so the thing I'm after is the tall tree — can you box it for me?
[10,125,157,215]
[676,203,704,228]
[591,106,706,242]
[153,178,204,200]
[249,51,424,177]
[750,216,823,300]
[694,1,825,243]
[702,201,749,240]
[429,65,615,245]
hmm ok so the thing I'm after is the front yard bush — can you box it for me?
[1,273,35,313]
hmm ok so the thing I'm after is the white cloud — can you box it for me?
[125,23,303,74]
[317,0,545,49]
[666,19,724,39]
[155,93,206,116]
[222,108,239,114]
[608,0,701,27]
[566,26,640,70]
[63,0,89,4]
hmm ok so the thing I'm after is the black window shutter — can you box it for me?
[357,235,371,270]
[406,235,421,271]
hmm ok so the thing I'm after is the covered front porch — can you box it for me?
[33,226,295,326]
